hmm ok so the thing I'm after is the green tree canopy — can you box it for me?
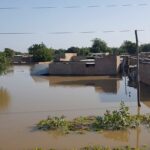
[54,49,66,61]
[66,47,90,56]
[109,47,120,55]
[4,48,15,59]
[91,38,108,53]
[28,43,53,62]
[66,47,79,53]
[108,47,127,55]
[121,41,136,55]
[140,43,150,52]
[0,52,9,75]
[77,47,90,56]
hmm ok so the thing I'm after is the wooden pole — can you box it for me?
[135,30,141,107]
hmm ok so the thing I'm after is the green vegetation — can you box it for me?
[80,146,147,150]
[120,41,137,55]
[57,39,150,56]
[0,52,9,75]
[2,38,150,63]
[139,43,150,52]
[91,38,109,53]
[93,102,140,130]
[37,102,150,134]
[37,116,69,134]
[65,47,90,56]
[28,43,53,62]
[0,48,16,75]
[34,145,148,150]
[4,48,15,60]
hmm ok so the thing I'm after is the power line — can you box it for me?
[120,30,131,32]
[0,7,18,9]
[0,33,34,34]
[32,3,149,9]
[102,30,115,33]
[32,6,56,9]
[49,32,72,34]
[0,3,149,10]
[64,6,80,8]
[80,31,96,34]
[0,30,145,35]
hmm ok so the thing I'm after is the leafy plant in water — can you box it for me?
[37,102,150,133]
[37,116,69,133]
[69,116,96,131]
[33,145,148,150]
[93,102,140,130]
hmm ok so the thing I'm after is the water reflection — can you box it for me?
[128,80,150,108]
[0,87,10,111]
[0,66,150,150]
[32,76,120,94]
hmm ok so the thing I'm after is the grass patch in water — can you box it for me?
[34,145,148,150]
[37,102,150,134]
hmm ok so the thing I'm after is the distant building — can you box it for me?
[13,54,33,64]
[59,53,77,62]
[90,53,110,58]
[49,53,121,76]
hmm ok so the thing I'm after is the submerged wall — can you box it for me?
[49,55,120,76]
[31,63,50,75]
[140,62,150,85]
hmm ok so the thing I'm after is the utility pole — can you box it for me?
[135,30,141,107]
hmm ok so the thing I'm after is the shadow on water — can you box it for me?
[0,87,11,111]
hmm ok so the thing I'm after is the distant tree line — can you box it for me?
[52,39,150,60]
[0,49,13,75]
[0,48,26,74]
[28,43,53,62]
[1,38,150,65]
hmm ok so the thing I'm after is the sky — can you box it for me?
[0,0,150,52]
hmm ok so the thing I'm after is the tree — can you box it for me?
[4,48,15,59]
[109,47,120,55]
[108,47,127,55]
[77,47,90,56]
[66,47,90,56]
[66,47,79,53]
[91,38,108,53]
[54,49,66,61]
[121,41,136,55]
[28,43,53,62]
[0,52,9,75]
[140,43,150,52]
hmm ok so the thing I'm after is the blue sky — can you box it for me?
[0,0,150,52]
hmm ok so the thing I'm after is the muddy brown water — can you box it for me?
[0,65,150,150]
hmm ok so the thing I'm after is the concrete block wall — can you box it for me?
[49,55,120,76]
[95,55,120,75]
[140,63,150,85]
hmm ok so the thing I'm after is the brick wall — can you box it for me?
[140,63,150,85]
[49,55,120,76]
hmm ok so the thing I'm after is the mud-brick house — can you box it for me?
[49,53,121,76]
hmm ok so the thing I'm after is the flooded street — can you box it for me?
[0,65,150,150]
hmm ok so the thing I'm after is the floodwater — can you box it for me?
[0,65,150,150]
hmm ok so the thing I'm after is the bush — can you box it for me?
[37,102,150,133]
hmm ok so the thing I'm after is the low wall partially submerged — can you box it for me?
[140,62,150,85]
[31,63,50,75]
[49,55,120,76]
